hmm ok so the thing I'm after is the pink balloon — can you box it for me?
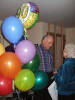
[15,40,36,64]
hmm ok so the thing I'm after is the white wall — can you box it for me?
[28,21,60,45]
[28,21,75,45]
[28,22,44,45]
[0,20,10,47]
[64,27,75,44]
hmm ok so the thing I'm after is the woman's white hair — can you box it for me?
[65,43,75,58]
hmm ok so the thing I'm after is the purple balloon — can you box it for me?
[15,40,36,64]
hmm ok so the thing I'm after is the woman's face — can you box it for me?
[63,48,68,58]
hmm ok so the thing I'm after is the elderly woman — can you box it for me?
[55,43,75,100]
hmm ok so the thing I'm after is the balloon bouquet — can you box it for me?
[0,2,48,100]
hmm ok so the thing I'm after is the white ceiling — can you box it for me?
[0,0,75,27]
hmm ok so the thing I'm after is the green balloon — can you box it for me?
[32,71,48,91]
[14,69,35,91]
[22,54,40,72]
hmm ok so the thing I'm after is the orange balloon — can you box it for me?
[0,52,22,79]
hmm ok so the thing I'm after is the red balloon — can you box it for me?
[0,52,22,79]
[0,74,13,96]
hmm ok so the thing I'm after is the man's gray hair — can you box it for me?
[41,34,53,43]
[65,43,75,58]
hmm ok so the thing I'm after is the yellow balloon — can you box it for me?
[0,43,5,56]
[23,12,39,29]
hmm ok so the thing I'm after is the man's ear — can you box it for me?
[42,40,45,45]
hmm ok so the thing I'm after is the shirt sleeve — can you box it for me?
[49,51,54,72]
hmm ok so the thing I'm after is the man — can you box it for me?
[35,34,54,100]
[37,34,54,73]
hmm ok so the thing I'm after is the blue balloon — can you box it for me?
[2,16,24,44]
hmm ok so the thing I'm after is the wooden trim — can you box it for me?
[47,32,65,37]
[47,22,50,34]
[61,22,64,64]
[46,22,65,70]
[54,22,57,71]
